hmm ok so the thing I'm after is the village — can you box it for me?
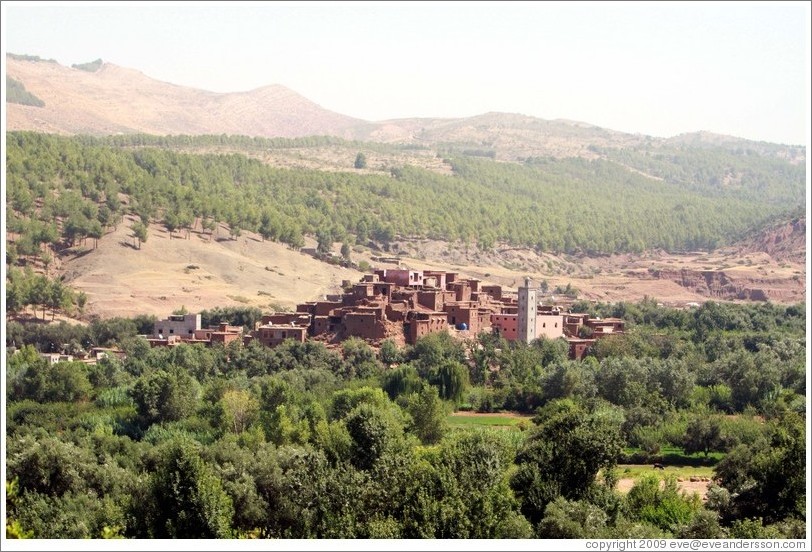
[138,267,624,361]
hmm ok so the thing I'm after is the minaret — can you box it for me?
[517,277,538,343]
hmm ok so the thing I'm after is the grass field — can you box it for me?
[615,464,715,480]
[446,412,533,430]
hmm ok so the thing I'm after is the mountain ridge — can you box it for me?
[7,54,804,161]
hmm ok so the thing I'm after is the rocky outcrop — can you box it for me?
[728,218,806,263]
[650,268,804,302]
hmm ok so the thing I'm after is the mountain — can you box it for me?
[5,55,364,138]
[7,55,805,162]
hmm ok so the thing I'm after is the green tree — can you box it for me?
[354,152,367,169]
[397,386,448,444]
[429,360,469,403]
[133,438,234,538]
[131,221,148,249]
[130,367,198,427]
[344,403,404,471]
[218,389,259,434]
[316,229,333,255]
[682,415,724,457]
[511,400,624,526]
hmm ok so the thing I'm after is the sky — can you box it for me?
[2,0,811,144]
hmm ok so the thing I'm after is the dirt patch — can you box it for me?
[616,478,712,501]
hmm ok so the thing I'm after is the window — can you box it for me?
[169,329,174,334]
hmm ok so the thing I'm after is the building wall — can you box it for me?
[568,339,595,360]
[536,314,564,339]
[492,313,517,340]
[154,313,201,338]
[481,285,503,301]
[382,269,424,287]
[344,312,386,340]
[262,313,311,326]
[449,282,472,302]
[254,326,307,348]
[406,313,448,344]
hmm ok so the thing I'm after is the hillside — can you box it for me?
[15,214,807,324]
[59,215,362,319]
[5,55,364,138]
[4,56,807,318]
[6,54,806,163]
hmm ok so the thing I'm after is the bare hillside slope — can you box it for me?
[6,56,363,137]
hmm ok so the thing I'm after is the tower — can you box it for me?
[517,277,537,343]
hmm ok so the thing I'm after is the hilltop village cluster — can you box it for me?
[145,268,624,360]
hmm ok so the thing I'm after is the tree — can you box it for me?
[131,221,148,249]
[625,475,702,533]
[340,242,352,260]
[218,389,259,434]
[316,229,333,255]
[511,400,624,526]
[354,152,367,169]
[682,415,724,457]
[538,497,608,538]
[130,367,198,427]
[429,360,469,403]
[397,386,448,444]
[713,412,805,524]
[133,438,234,538]
[344,403,404,471]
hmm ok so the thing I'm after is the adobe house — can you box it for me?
[351,282,378,303]
[567,338,595,360]
[385,300,410,322]
[536,313,564,339]
[312,300,345,316]
[296,302,317,315]
[417,289,456,311]
[344,308,387,340]
[146,335,184,347]
[563,313,590,336]
[585,317,625,335]
[444,302,493,334]
[381,268,424,287]
[448,281,473,302]
[153,313,202,339]
[253,324,307,348]
[491,311,563,341]
[492,313,518,340]
[480,284,503,301]
[423,270,447,289]
[405,310,448,344]
[312,315,337,336]
[40,353,74,364]
[261,312,312,327]
[193,323,243,346]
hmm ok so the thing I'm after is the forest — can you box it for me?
[6,131,805,265]
[4,299,806,539]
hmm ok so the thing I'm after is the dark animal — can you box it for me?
[653,463,665,470]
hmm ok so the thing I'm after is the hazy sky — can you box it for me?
[3,1,810,144]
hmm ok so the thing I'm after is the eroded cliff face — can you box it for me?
[650,268,804,302]
[729,218,806,264]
